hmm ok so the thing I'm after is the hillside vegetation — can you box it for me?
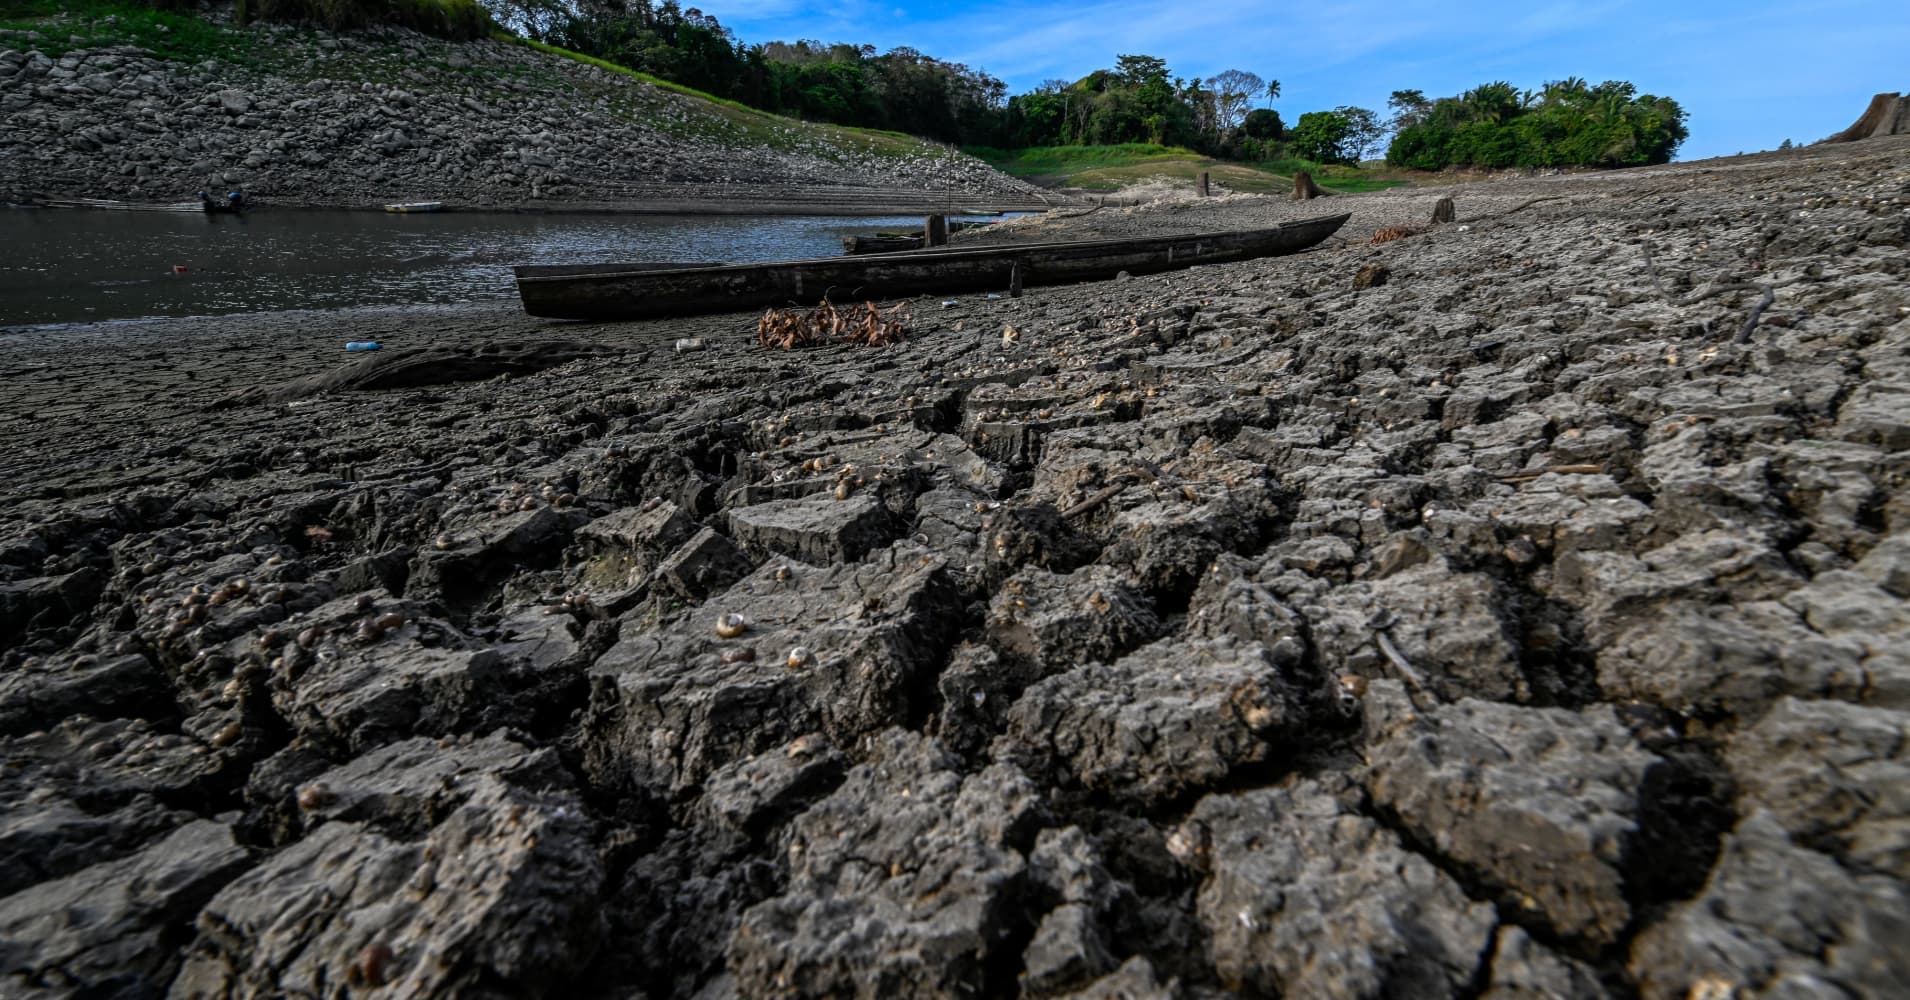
[967,144,1410,194]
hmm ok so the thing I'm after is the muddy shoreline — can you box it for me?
[3,139,1909,998]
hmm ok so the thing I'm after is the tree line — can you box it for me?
[227,0,1690,168]
[1385,80,1687,169]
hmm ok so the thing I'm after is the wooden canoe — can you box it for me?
[513,212,1350,321]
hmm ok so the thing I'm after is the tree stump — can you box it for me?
[1290,171,1326,201]
[925,214,949,247]
[1197,171,1210,197]
[1431,196,1456,224]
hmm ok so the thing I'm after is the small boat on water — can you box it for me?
[515,212,1350,321]
[385,201,444,213]
[200,190,246,215]
[37,197,205,212]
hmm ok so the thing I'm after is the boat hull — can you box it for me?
[513,213,1350,321]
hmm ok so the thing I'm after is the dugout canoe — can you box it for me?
[513,212,1350,321]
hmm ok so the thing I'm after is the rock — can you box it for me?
[1481,926,1610,1000]
[1595,600,1865,716]
[654,526,755,600]
[999,635,1307,807]
[583,542,960,794]
[0,652,169,731]
[729,730,1043,999]
[1192,778,1497,998]
[0,820,251,997]
[1729,697,1910,878]
[0,717,231,896]
[279,730,571,835]
[0,567,103,645]
[1303,556,1528,702]
[1020,903,1117,997]
[408,504,586,606]
[698,733,847,838]
[1015,826,1135,997]
[572,500,697,591]
[984,564,1161,676]
[170,759,602,997]
[1629,811,1910,1000]
[268,596,578,754]
[1051,956,1175,999]
[1362,685,1665,946]
[728,492,895,565]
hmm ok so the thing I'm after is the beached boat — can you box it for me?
[384,201,445,213]
[515,212,1350,321]
[841,233,926,254]
[840,218,1000,255]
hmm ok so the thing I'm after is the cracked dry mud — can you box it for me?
[3,136,1909,998]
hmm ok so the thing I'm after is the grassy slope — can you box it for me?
[0,0,256,61]
[966,143,1414,194]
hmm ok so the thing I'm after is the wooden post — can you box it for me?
[925,214,949,247]
[1009,261,1023,298]
[1431,196,1456,224]
[1290,171,1325,201]
[1197,171,1210,197]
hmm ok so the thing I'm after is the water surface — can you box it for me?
[0,208,970,328]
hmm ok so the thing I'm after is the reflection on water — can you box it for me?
[0,208,989,327]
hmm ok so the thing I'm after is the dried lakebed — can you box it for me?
[2,138,1909,998]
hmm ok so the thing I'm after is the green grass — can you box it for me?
[0,0,255,61]
[965,143,1412,194]
[965,143,1201,179]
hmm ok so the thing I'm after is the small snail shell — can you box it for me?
[834,480,855,501]
[786,646,812,669]
[297,782,334,810]
[1336,674,1368,711]
[715,613,749,639]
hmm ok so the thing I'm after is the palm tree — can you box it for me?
[1263,78,1281,108]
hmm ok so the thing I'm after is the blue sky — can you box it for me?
[692,0,1909,160]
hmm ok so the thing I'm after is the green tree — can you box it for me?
[1385,77,1686,170]
[1334,105,1381,162]
[1290,110,1353,164]
[1242,107,1283,139]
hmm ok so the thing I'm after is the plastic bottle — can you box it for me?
[345,341,382,352]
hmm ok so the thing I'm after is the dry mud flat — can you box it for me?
[3,138,1910,998]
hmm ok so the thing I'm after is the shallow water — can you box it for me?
[0,208,977,328]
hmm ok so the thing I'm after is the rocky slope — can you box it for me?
[1,137,1908,998]
[0,20,1048,210]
